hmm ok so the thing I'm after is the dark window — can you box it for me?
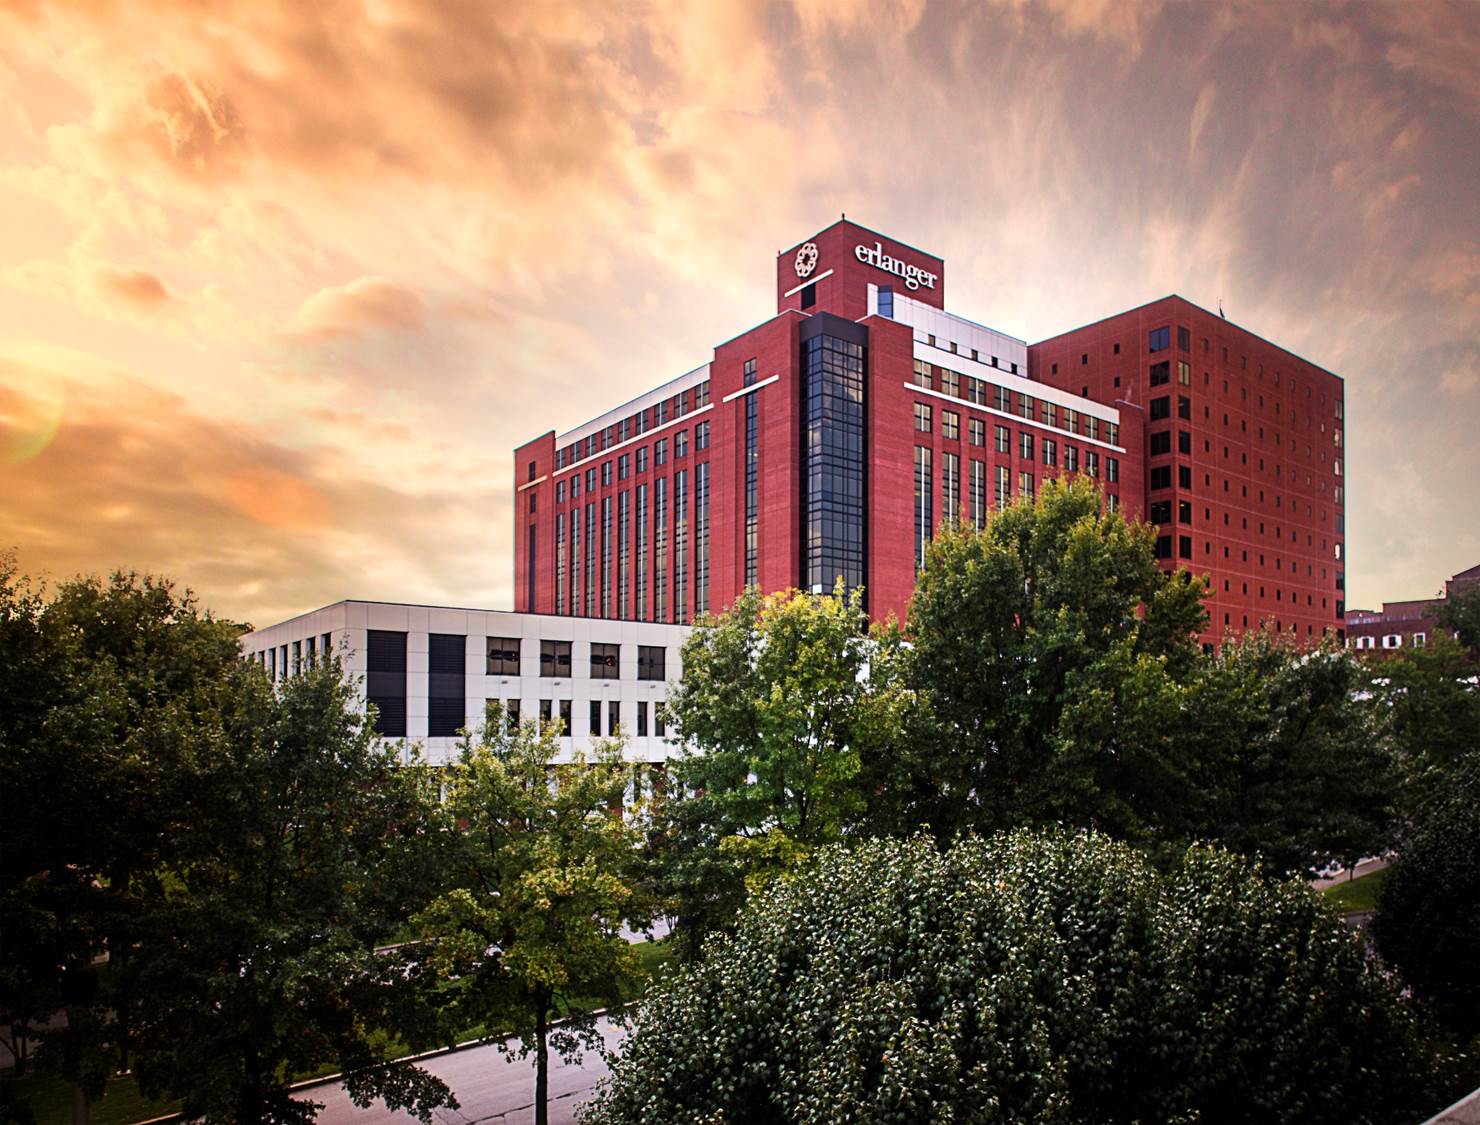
[590,699,602,737]
[428,633,465,738]
[1150,466,1172,490]
[527,460,537,482]
[802,332,867,596]
[1113,342,1121,355]
[591,641,620,680]
[877,286,893,317]
[1154,535,1173,559]
[540,698,552,727]
[800,282,816,309]
[560,699,572,736]
[1150,500,1172,523]
[1150,361,1170,386]
[1179,536,1193,560]
[487,637,520,675]
[1178,430,1192,454]
[637,701,649,737]
[655,702,667,737]
[540,639,571,677]
[638,645,666,681]
[1178,500,1192,524]
[1177,326,1190,351]
[1150,396,1170,421]
[609,700,620,737]
[1179,465,1193,489]
[1177,396,1192,420]
[1149,326,1170,352]
[1149,431,1172,455]
[366,629,407,737]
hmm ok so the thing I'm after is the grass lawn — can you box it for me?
[0,937,677,1124]
[1321,866,1388,913]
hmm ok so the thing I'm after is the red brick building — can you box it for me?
[1345,563,1480,654]
[514,221,1344,646]
[1032,297,1346,645]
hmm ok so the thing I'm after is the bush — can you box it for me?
[584,831,1439,1124]
[1373,753,1480,1041]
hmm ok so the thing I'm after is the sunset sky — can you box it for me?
[2,0,1476,627]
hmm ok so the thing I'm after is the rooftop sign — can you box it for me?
[855,241,938,291]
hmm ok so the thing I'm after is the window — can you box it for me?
[590,641,619,679]
[914,446,933,570]
[560,698,572,735]
[1178,500,1192,524]
[1150,431,1172,455]
[609,700,621,737]
[540,698,553,727]
[1019,471,1035,501]
[1150,396,1170,421]
[1017,394,1034,420]
[942,451,959,524]
[995,464,1010,509]
[1179,536,1193,560]
[1177,361,1192,385]
[487,637,520,675]
[637,645,666,681]
[1151,466,1172,490]
[655,702,667,737]
[570,474,580,499]
[1150,500,1172,523]
[556,480,566,503]
[940,369,960,398]
[539,639,571,677]
[636,701,649,737]
[695,421,710,450]
[914,402,932,432]
[912,359,931,388]
[878,286,894,317]
[970,459,986,529]
[1084,450,1098,477]
[1106,457,1119,483]
[655,438,667,466]
[676,430,688,458]
[942,410,960,440]
[636,446,648,473]
[994,424,1010,453]
[601,461,612,487]
[1150,361,1170,386]
[586,468,597,492]
[1020,432,1034,460]
[590,699,603,737]
[1177,396,1192,420]
[1155,535,1172,559]
[1042,438,1057,466]
[969,418,985,446]
[1178,465,1192,488]
[1149,326,1170,352]
[1179,430,1192,454]
[618,453,630,480]
[1064,446,1078,473]
[1177,326,1190,351]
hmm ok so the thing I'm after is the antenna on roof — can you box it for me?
[1219,299,1226,319]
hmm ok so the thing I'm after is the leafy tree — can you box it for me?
[1436,581,1480,658]
[1373,753,1480,1043]
[123,659,454,1125]
[0,560,246,1114]
[659,585,904,954]
[583,830,1447,1125]
[1381,633,1480,810]
[890,478,1207,842]
[1183,631,1397,877]
[415,714,651,1125]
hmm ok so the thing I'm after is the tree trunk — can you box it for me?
[534,999,549,1125]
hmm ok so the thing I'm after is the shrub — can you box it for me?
[584,831,1438,1124]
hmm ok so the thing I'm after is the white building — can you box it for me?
[242,600,690,765]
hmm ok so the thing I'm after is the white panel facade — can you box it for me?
[243,601,690,766]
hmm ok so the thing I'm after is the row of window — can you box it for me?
[485,637,668,680]
[1347,633,1427,651]
[912,361,1121,446]
[912,403,1121,479]
[554,423,710,504]
[488,697,670,739]
[253,632,334,680]
[918,332,1019,375]
[554,382,712,469]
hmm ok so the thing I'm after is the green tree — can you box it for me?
[1436,581,1480,658]
[583,830,1448,1125]
[0,560,246,1115]
[1381,633,1480,810]
[415,714,650,1125]
[123,659,454,1125]
[1373,753,1480,1043]
[1183,631,1397,877]
[892,478,1207,842]
[659,585,904,954]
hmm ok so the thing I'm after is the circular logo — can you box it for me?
[794,242,819,279]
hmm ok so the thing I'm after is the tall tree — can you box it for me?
[1436,581,1480,658]
[893,477,1207,842]
[1376,632,1480,814]
[659,585,905,954]
[1183,631,1397,877]
[123,659,454,1125]
[0,560,246,1111]
[416,715,650,1125]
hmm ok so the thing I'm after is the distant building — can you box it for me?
[1345,563,1480,654]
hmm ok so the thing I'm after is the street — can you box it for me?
[305,1017,622,1125]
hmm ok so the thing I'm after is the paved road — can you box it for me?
[306,1017,622,1125]
[1311,855,1388,890]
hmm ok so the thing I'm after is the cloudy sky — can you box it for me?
[1,0,1476,626]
